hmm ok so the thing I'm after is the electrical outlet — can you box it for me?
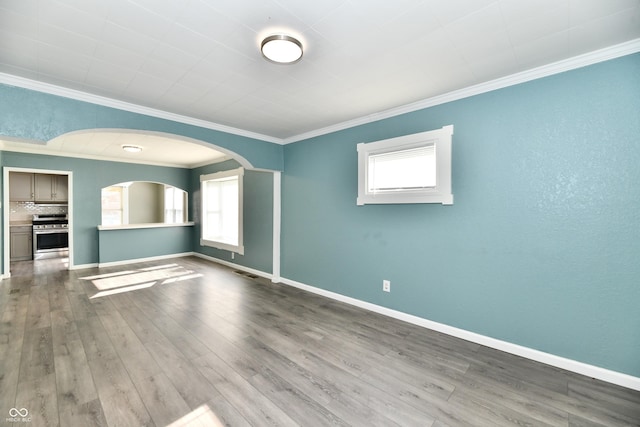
[383,280,391,292]
[231,252,235,259]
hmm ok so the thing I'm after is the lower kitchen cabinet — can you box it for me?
[10,226,33,261]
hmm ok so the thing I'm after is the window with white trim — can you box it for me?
[101,184,129,225]
[164,185,186,224]
[357,125,453,205]
[200,167,244,254]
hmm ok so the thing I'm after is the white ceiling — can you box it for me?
[1,0,639,164]
[0,129,230,168]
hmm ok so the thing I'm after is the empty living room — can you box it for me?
[1,1,639,426]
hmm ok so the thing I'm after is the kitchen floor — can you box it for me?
[1,256,639,426]
[10,253,69,278]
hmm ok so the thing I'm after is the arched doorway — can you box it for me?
[2,129,281,280]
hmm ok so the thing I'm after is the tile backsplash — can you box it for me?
[10,201,68,222]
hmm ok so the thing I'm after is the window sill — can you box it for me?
[98,222,194,231]
[357,192,453,205]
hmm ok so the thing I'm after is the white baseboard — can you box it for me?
[69,262,98,271]
[97,252,194,268]
[192,252,273,281]
[278,276,640,392]
[64,250,640,392]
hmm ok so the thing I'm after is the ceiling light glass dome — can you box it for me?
[261,34,303,64]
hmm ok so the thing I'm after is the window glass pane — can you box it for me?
[102,210,122,226]
[164,187,174,223]
[102,186,122,210]
[203,176,238,246]
[164,186,185,223]
[101,186,123,225]
[368,144,436,192]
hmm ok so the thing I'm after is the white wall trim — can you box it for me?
[97,222,195,231]
[193,252,274,281]
[2,40,638,147]
[283,38,640,144]
[97,252,194,268]
[0,73,281,145]
[3,166,74,275]
[50,247,640,391]
[272,172,282,283]
[69,263,99,271]
[278,276,640,392]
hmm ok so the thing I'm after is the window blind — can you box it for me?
[368,144,436,192]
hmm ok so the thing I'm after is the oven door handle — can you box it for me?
[33,229,69,234]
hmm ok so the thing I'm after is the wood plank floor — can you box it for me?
[1,256,639,427]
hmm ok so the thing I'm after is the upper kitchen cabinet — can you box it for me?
[9,172,35,201]
[34,174,68,203]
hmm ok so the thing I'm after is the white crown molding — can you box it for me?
[283,38,640,144]
[1,39,638,146]
[0,73,282,145]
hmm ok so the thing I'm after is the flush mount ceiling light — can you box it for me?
[122,144,142,153]
[261,34,303,64]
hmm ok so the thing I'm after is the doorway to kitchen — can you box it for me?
[3,167,74,278]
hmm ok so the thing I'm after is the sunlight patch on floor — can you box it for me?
[166,404,225,427]
[89,281,156,299]
[84,266,195,290]
[140,263,180,271]
[83,264,203,299]
[162,273,203,285]
[80,270,137,280]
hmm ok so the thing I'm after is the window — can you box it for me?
[164,185,186,224]
[101,185,128,225]
[200,167,244,254]
[357,125,453,205]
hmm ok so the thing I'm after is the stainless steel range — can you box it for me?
[32,213,68,258]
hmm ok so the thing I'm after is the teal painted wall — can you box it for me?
[281,53,640,376]
[191,160,274,274]
[0,84,283,171]
[1,152,274,273]
[1,49,637,379]
[2,152,191,267]
[98,226,192,264]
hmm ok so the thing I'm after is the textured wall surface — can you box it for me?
[281,53,640,376]
[0,84,284,171]
[98,226,193,264]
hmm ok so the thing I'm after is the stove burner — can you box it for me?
[32,214,68,229]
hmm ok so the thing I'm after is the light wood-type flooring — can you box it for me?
[1,256,639,426]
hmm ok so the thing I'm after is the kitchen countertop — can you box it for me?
[10,221,33,226]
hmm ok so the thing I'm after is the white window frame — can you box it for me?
[164,185,187,224]
[200,167,244,255]
[101,184,130,225]
[357,125,453,205]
